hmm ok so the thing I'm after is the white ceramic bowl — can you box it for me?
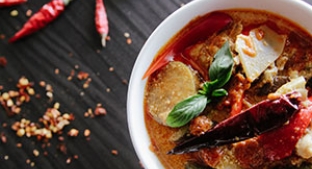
[127,0,312,168]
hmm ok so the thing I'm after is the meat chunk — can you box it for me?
[189,115,213,136]
[233,138,264,169]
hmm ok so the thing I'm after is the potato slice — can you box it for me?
[145,61,199,125]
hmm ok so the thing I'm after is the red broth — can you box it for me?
[145,9,312,169]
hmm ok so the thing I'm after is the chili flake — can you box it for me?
[0,56,7,67]
[111,149,118,155]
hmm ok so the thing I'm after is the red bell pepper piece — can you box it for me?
[9,0,72,43]
[258,99,312,161]
[142,12,233,79]
[0,0,26,7]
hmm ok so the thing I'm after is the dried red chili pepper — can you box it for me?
[9,0,72,43]
[0,0,26,7]
[168,93,300,154]
[95,0,109,47]
[143,12,233,79]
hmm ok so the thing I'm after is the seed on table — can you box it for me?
[33,149,39,157]
[10,10,18,16]
[84,129,91,137]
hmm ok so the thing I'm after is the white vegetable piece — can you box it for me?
[296,130,312,159]
[275,76,308,101]
[235,25,287,82]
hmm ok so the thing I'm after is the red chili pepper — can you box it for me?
[0,0,26,7]
[95,0,109,47]
[168,93,300,154]
[9,0,72,43]
[143,12,233,79]
[258,98,312,161]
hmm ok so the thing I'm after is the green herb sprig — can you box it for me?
[166,41,234,127]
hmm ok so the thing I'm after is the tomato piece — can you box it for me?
[258,101,312,161]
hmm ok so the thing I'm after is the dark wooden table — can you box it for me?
[0,0,311,169]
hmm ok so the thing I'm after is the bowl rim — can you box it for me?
[127,0,312,169]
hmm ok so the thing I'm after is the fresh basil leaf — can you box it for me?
[166,94,207,128]
[211,88,228,97]
[208,41,234,89]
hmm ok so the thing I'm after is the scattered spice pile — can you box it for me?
[0,73,111,165]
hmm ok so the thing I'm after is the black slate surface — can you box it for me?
[0,0,312,169]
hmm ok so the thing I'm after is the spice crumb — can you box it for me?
[77,71,89,80]
[122,79,128,85]
[55,68,60,74]
[26,159,31,164]
[84,129,91,137]
[30,161,35,167]
[124,32,130,38]
[4,155,9,160]
[106,88,111,93]
[67,128,79,137]
[2,123,7,128]
[126,38,132,45]
[33,149,40,157]
[39,81,46,87]
[109,67,114,72]
[111,149,118,155]
[0,34,5,40]
[1,132,7,143]
[16,143,22,148]
[26,9,32,17]
[66,157,72,164]
[94,106,107,116]
[73,154,79,159]
[0,56,7,67]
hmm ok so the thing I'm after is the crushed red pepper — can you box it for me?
[0,56,7,67]
[0,75,110,165]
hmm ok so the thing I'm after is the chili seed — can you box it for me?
[33,149,39,157]
[10,10,18,17]
[84,129,91,137]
